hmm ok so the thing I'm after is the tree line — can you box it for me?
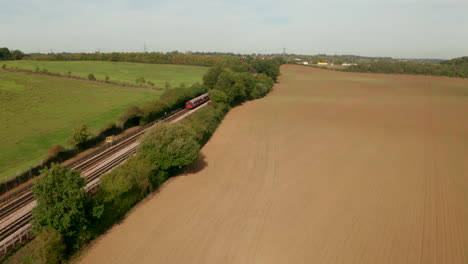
[6,57,282,263]
[342,57,468,79]
[26,52,248,67]
[0,47,24,60]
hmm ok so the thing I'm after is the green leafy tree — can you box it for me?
[32,164,88,249]
[251,59,280,81]
[0,47,11,60]
[10,50,24,60]
[138,123,200,173]
[208,89,229,104]
[203,65,223,88]
[88,73,96,81]
[67,123,92,149]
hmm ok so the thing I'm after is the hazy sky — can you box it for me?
[1,0,467,59]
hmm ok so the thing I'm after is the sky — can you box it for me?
[1,0,467,59]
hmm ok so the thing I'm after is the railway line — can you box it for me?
[0,101,208,255]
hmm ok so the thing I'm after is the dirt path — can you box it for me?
[80,65,468,264]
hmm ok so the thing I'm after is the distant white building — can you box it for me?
[303,62,309,65]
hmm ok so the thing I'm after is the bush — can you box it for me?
[88,73,96,81]
[47,144,65,159]
[105,76,110,82]
[99,121,117,134]
[136,76,146,85]
[181,103,227,145]
[95,156,156,229]
[119,105,143,129]
[67,123,92,149]
[6,228,65,264]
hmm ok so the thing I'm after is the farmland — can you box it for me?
[80,65,468,264]
[1,60,208,88]
[0,71,160,181]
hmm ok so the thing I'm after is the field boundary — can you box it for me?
[0,108,184,197]
[0,68,164,91]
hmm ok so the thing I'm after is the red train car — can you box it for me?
[185,93,210,109]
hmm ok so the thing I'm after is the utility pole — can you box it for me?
[144,42,147,53]
[282,46,286,56]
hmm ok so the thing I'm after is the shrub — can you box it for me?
[136,76,146,85]
[67,70,72,77]
[67,123,92,149]
[99,121,117,134]
[119,105,143,129]
[6,228,65,264]
[105,76,110,82]
[181,103,227,145]
[94,156,156,231]
[47,144,65,159]
[1,64,6,69]
[88,73,96,81]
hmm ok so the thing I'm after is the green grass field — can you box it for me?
[1,61,208,88]
[0,71,161,182]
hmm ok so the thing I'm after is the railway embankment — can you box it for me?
[3,58,282,263]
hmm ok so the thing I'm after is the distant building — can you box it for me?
[317,62,328,66]
[303,62,309,65]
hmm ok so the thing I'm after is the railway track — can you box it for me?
[0,104,206,255]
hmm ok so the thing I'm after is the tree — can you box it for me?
[203,65,223,88]
[208,89,229,104]
[251,59,280,81]
[32,164,88,250]
[88,73,96,81]
[137,123,200,173]
[67,123,92,149]
[0,47,11,60]
[10,50,24,60]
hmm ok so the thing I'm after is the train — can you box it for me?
[185,93,210,109]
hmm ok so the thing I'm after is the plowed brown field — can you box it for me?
[80,65,468,264]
